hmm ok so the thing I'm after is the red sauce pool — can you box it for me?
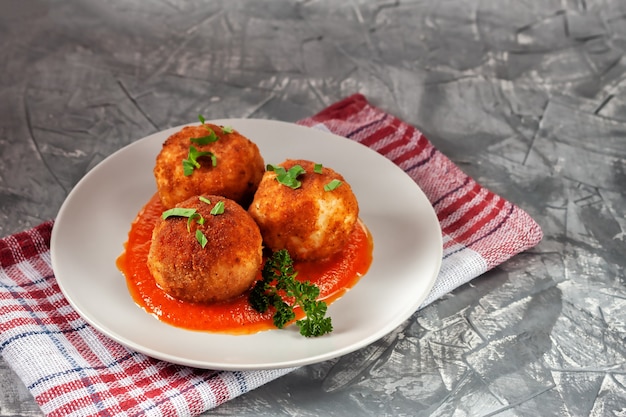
[117,193,373,334]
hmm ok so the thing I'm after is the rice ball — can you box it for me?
[248,159,359,261]
[154,123,265,209]
[147,195,263,304]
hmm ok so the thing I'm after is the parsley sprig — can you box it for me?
[249,249,333,337]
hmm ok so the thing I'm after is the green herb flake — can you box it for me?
[314,163,323,174]
[199,196,211,205]
[186,216,195,232]
[268,164,306,189]
[182,146,216,176]
[266,164,283,173]
[324,179,343,192]
[190,129,218,145]
[210,200,225,215]
[161,207,208,247]
[248,249,333,337]
[221,126,234,134]
[182,159,198,176]
[195,229,208,248]
[162,207,198,220]
[190,114,220,145]
[187,213,205,231]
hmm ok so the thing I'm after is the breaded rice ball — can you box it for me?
[154,123,265,209]
[147,195,263,304]
[248,159,359,261]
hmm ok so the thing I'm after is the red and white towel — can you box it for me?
[0,94,542,416]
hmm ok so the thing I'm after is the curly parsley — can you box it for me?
[249,249,333,337]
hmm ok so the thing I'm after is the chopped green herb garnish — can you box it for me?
[221,126,234,134]
[196,229,208,248]
[162,207,198,220]
[162,208,203,231]
[249,249,333,337]
[324,179,343,192]
[190,129,218,145]
[191,213,204,228]
[267,164,306,189]
[199,196,211,205]
[182,159,196,176]
[210,200,225,215]
[314,163,323,174]
[182,146,216,176]
[161,207,208,247]
[190,114,220,145]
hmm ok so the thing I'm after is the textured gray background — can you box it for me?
[1,0,625,416]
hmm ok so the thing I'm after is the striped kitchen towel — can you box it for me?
[0,94,542,417]
[300,94,543,306]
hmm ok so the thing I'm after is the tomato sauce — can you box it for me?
[117,193,373,334]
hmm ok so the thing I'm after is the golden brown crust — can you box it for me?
[248,159,359,261]
[153,124,265,209]
[147,195,263,304]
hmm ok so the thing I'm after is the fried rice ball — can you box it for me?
[248,159,359,261]
[154,123,265,209]
[147,195,263,304]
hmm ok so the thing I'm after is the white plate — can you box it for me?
[50,119,442,371]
